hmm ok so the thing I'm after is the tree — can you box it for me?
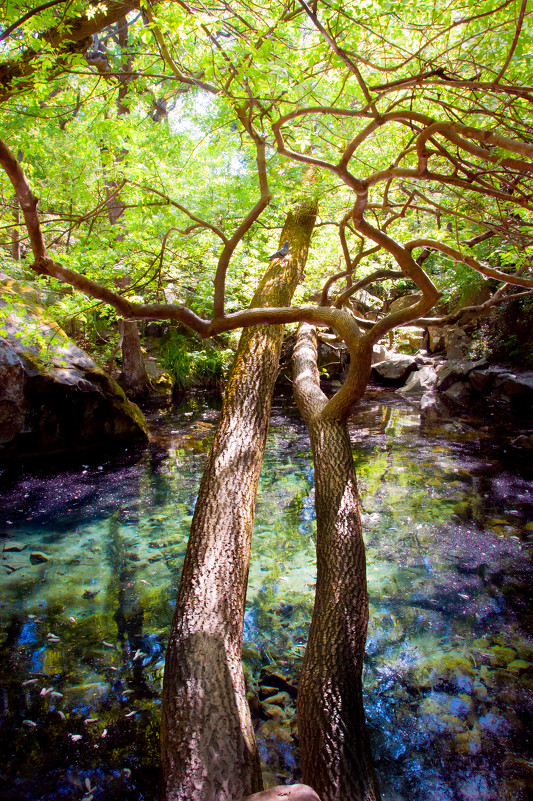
[160,188,318,801]
[1,1,533,800]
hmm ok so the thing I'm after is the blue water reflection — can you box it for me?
[0,389,531,800]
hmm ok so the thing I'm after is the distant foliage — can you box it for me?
[472,297,533,369]
[160,329,233,388]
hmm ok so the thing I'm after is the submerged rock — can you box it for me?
[0,279,148,459]
[29,551,51,564]
[3,541,26,552]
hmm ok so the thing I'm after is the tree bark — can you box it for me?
[160,199,317,801]
[118,319,151,399]
[293,324,380,801]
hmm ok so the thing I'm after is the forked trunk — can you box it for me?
[160,201,317,801]
[293,324,380,801]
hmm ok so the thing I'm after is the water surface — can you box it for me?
[0,388,532,800]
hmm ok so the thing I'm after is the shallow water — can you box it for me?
[0,388,532,800]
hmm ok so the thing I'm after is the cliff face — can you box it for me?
[0,279,148,459]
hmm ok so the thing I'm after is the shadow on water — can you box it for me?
[0,388,532,800]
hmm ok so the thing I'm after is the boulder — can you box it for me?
[502,373,533,399]
[436,359,488,391]
[144,357,175,398]
[442,382,473,406]
[426,325,446,353]
[394,325,424,353]
[397,364,437,396]
[469,368,498,394]
[371,343,389,364]
[468,366,514,394]
[371,354,417,385]
[444,327,472,360]
[0,279,148,459]
[388,293,422,313]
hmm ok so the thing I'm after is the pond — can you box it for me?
[0,387,532,801]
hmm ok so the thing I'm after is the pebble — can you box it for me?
[3,541,26,552]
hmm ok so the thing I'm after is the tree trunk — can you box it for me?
[293,324,380,801]
[160,200,317,801]
[119,319,151,399]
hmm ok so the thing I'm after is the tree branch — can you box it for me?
[128,181,229,244]
[212,132,271,317]
[494,0,528,83]
[0,0,68,42]
[0,0,140,102]
[406,238,533,288]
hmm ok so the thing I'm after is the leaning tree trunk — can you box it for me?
[293,323,381,801]
[160,199,317,801]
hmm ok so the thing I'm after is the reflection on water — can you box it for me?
[0,389,532,800]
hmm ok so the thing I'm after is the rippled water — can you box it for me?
[0,388,532,801]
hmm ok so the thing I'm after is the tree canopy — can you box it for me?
[1,0,533,396]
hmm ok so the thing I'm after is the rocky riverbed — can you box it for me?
[0,390,532,801]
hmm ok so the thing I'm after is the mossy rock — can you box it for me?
[487,646,516,667]
[452,723,482,755]
[0,279,148,458]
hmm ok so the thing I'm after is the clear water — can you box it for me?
[0,388,532,801]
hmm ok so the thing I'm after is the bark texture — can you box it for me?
[118,319,151,399]
[293,324,380,801]
[160,200,317,801]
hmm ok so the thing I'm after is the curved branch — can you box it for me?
[0,0,68,42]
[0,0,139,101]
[128,181,229,244]
[144,4,218,94]
[406,238,533,288]
[0,138,47,261]
[494,0,528,83]
[295,0,377,114]
[347,217,441,344]
[416,121,533,174]
[212,134,271,317]
[414,287,533,327]
[334,268,403,308]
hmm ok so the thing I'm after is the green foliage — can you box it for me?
[471,297,533,368]
[1,0,532,352]
[160,329,234,388]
